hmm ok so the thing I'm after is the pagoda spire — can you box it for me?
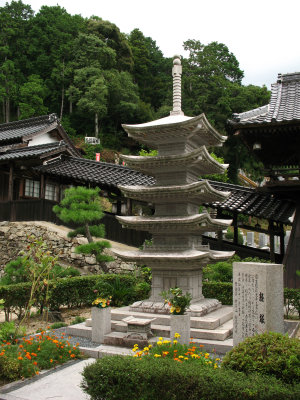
[170,55,184,116]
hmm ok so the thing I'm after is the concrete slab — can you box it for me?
[0,359,95,400]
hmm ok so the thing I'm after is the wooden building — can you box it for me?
[228,72,300,288]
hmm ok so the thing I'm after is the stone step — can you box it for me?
[79,344,134,359]
[103,332,233,354]
[109,305,233,330]
[66,323,91,339]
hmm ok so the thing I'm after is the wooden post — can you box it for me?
[40,174,45,199]
[269,221,275,262]
[8,164,13,201]
[126,198,132,216]
[279,223,285,257]
[116,199,122,215]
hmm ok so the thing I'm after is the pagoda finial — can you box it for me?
[170,55,184,116]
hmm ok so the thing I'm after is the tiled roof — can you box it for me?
[229,72,300,126]
[0,142,67,162]
[207,180,295,225]
[0,114,58,144]
[35,156,156,189]
[36,155,295,224]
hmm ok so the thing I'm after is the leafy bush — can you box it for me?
[203,261,233,282]
[222,332,300,384]
[202,281,233,305]
[50,322,68,329]
[0,322,26,342]
[94,275,137,307]
[81,356,299,400]
[70,316,86,325]
[284,288,300,318]
[0,356,21,382]
[0,257,80,286]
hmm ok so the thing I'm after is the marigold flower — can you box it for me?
[25,354,31,360]
[173,340,178,344]
[174,333,181,338]
[31,353,37,357]
[19,345,23,348]
[33,361,37,366]
[179,355,184,359]
[157,341,162,345]
[154,354,161,358]
[36,371,39,375]
[70,354,76,358]
[50,359,53,363]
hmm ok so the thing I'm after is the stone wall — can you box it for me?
[0,221,138,275]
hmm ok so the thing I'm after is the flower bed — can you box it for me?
[0,330,82,383]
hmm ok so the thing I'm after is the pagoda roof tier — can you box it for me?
[122,114,227,148]
[116,213,232,234]
[113,248,235,270]
[118,180,231,204]
[121,147,228,176]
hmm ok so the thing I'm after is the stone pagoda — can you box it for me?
[114,55,234,316]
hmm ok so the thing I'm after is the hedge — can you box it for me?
[81,356,300,400]
[0,277,298,319]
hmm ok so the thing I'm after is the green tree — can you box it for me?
[87,17,133,72]
[0,0,33,122]
[128,28,171,111]
[18,74,48,118]
[53,186,113,267]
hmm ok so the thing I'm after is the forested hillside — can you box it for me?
[0,1,270,181]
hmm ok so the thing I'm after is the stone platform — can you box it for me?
[66,305,234,356]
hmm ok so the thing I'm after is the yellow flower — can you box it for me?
[215,358,220,361]
[184,357,188,360]
[175,307,181,313]
[159,337,163,341]
[143,347,149,351]
[214,364,218,369]
[170,306,175,313]
[148,345,152,348]
[173,340,178,344]
[154,354,161,358]
[163,340,171,344]
[174,333,181,338]
[157,341,162,345]
[179,355,184,359]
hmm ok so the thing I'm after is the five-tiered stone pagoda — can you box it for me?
[114,55,234,315]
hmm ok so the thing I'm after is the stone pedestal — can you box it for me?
[233,262,284,346]
[92,307,111,344]
[170,313,191,345]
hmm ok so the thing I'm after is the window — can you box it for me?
[24,179,40,198]
[45,183,57,201]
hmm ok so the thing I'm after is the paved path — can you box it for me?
[0,359,95,400]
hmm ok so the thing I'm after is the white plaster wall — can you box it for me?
[28,132,58,146]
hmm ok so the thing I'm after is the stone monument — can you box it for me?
[233,262,284,346]
[113,55,234,316]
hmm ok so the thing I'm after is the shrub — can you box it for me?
[50,322,68,329]
[284,288,300,318]
[222,332,300,384]
[81,356,299,400]
[0,321,26,343]
[203,261,233,282]
[202,281,233,305]
[0,356,21,382]
[70,316,86,325]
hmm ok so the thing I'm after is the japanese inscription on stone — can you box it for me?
[233,262,284,346]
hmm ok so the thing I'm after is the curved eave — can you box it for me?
[122,114,226,148]
[121,146,228,176]
[113,249,234,263]
[116,214,232,232]
[118,180,231,203]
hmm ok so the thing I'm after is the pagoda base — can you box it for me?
[129,298,221,317]
[150,268,204,301]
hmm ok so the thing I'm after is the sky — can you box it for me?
[2,0,300,88]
